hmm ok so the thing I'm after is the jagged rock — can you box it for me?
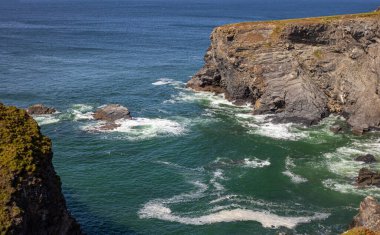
[357,168,380,187]
[355,154,377,164]
[26,104,56,115]
[188,11,380,130]
[330,125,342,134]
[93,104,132,122]
[349,196,380,232]
[0,103,82,234]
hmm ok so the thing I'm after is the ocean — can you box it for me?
[1,0,380,234]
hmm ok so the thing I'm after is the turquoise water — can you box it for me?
[2,0,380,234]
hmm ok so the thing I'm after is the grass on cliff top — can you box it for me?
[0,103,52,233]
[221,10,380,29]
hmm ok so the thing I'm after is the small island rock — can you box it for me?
[355,154,377,164]
[26,104,56,115]
[93,104,132,122]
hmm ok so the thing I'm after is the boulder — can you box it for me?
[93,104,132,122]
[355,154,377,164]
[349,196,380,232]
[330,125,342,134]
[357,168,380,187]
[26,104,56,115]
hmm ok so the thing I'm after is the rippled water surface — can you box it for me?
[2,0,380,234]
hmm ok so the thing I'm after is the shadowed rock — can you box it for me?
[26,104,56,115]
[329,125,342,134]
[355,154,377,164]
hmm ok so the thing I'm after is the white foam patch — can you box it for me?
[236,114,308,141]
[322,179,380,198]
[166,90,251,110]
[67,104,94,121]
[243,158,271,168]
[324,140,380,178]
[210,169,226,191]
[33,115,60,126]
[84,117,185,140]
[155,161,204,173]
[282,157,308,184]
[152,78,184,87]
[138,203,328,228]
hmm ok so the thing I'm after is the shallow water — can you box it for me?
[2,0,380,234]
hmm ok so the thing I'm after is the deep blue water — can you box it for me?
[2,0,380,234]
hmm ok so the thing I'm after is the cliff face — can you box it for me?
[188,11,380,132]
[0,104,82,234]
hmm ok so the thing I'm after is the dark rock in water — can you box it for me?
[188,10,380,131]
[26,104,56,115]
[349,196,380,232]
[0,103,82,234]
[329,125,342,134]
[355,154,377,164]
[357,168,380,187]
[93,104,132,122]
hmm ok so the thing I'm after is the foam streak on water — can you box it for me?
[282,157,308,184]
[139,203,329,228]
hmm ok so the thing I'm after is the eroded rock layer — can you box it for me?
[188,11,380,131]
[0,103,82,234]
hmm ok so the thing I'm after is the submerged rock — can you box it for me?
[330,125,342,134]
[93,104,132,122]
[0,103,82,234]
[349,196,380,232]
[355,154,377,164]
[26,104,56,115]
[188,9,380,131]
[357,168,380,187]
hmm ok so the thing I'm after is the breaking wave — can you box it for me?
[83,117,185,141]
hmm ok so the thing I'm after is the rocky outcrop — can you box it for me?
[26,104,56,115]
[355,154,377,164]
[357,168,380,187]
[0,103,82,234]
[349,196,380,232]
[93,104,132,130]
[188,10,380,132]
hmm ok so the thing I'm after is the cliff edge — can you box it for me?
[0,103,82,234]
[188,10,380,133]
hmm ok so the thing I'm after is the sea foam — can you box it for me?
[84,117,185,141]
[33,115,60,126]
[282,157,308,184]
[138,202,329,228]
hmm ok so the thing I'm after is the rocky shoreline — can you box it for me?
[0,103,82,234]
[189,9,380,234]
[188,10,380,135]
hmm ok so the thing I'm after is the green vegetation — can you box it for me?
[223,10,380,29]
[313,49,324,59]
[0,103,52,233]
[342,227,378,235]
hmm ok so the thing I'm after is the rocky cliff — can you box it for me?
[188,11,380,133]
[0,103,82,234]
